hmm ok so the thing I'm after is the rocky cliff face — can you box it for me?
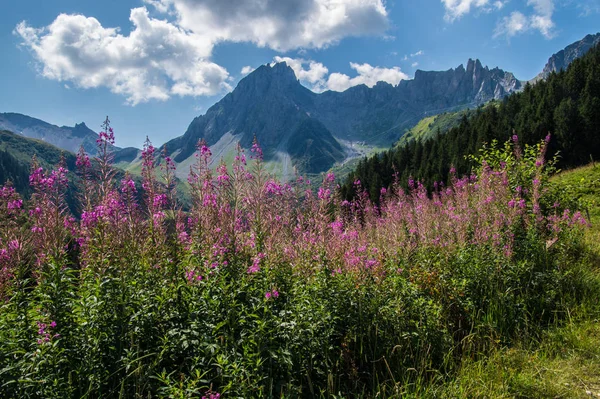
[311,59,521,144]
[535,33,600,81]
[157,33,600,177]
[164,63,343,177]
[164,58,523,176]
[0,113,100,154]
[400,59,520,105]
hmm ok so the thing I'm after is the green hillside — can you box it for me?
[422,163,600,398]
[397,108,476,145]
[0,130,77,198]
[551,163,600,239]
[0,130,77,168]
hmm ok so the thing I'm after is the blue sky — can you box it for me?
[0,0,598,148]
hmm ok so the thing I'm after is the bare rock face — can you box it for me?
[163,63,344,175]
[535,33,600,81]
[163,58,523,175]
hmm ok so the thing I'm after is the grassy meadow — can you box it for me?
[0,129,599,398]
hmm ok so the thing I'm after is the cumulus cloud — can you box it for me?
[271,57,408,92]
[145,0,390,51]
[442,0,556,39]
[493,11,529,38]
[410,50,424,57]
[412,62,419,68]
[272,56,329,91]
[441,0,494,21]
[527,0,555,37]
[240,66,256,76]
[15,8,230,105]
[326,63,409,92]
[16,0,391,104]
[493,0,555,39]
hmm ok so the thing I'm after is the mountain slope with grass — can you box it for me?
[418,163,600,399]
[396,107,478,145]
[0,129,77,193]
[1,124,596,397]
[0,129,163,212]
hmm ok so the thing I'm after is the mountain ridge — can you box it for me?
[535,33,600,81]
[164,56,523,177]
[0,112,104,155]
[3,32,598,180]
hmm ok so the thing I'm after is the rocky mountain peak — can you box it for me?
[535,32,600,81]
[237,62,299,93]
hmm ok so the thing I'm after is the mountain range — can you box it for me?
[163,57,522,179]
[1,32,598,181]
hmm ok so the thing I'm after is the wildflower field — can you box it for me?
[0,124,596,398]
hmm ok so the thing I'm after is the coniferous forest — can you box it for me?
[341,45,600,202]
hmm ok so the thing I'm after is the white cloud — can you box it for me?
[412,62,419,67]
[442,0,556,39]
[441,0,491,21]
[441,0,508,20]
[529,14,555,37]
[410,50,424,57]
[493,1,506,10]
[576,1,600,16]
[146,0,390,51]
[326,62,408,92]
[493,11,529,38]
[493,0,556,39]
[142,0,171,13]
[15,8,230,105]
[16,0,391,104]
[272,56,329,91]
[527,0,554,16]
[240,66,255,75]
[270,57,408,92]
[527,0,555,38]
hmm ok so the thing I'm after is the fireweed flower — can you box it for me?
[200,144,212,158]
[248,253,265,273]
[153,194,168,209]
[36,320,58,344]
[318,187,331,200]
[265,289,279,299]
[250,139,263,160]
[120,178,137,193]
[265,181,283,195]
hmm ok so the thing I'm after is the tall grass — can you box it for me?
[0,125,593,398]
